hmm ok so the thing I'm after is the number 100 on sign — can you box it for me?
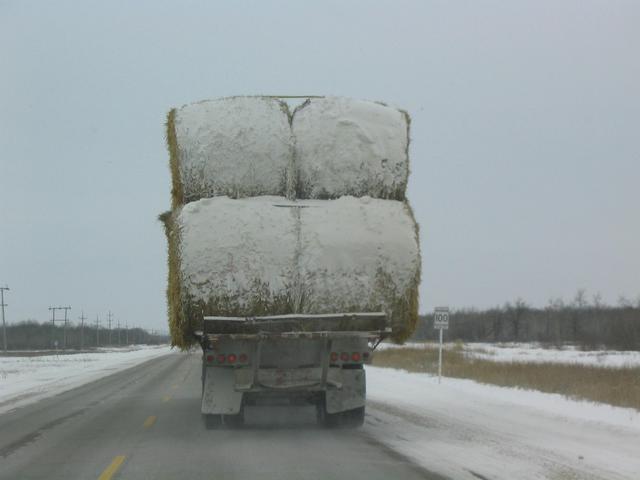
[434,307,449,330]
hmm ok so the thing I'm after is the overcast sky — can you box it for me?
[1,0,638,331]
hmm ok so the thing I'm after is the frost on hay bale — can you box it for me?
[167,197,299,347]
[166,96,294,208]
[161,196,420,347]
[292,97,410,201]
[298,196,421,342]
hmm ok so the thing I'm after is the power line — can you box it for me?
[1,286,9,352]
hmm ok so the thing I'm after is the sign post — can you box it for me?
[434,307,449,384]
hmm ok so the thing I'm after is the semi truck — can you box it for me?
[195,312,388,428]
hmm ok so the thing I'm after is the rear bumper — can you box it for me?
[201,366,365,415]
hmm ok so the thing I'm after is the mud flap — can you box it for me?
[325,369,366,414]
[201,367,243,415]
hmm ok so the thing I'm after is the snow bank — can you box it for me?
[365,366,640,480]
[166,196,420,346]
[293,97,409,200]
[0,346,173,414]
[467,342,640,368]
[168,97,294,207]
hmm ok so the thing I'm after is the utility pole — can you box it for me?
[79,310,87,350]
[107,311,113,346]
[1,286,9,352]
[95,315,100,347]
[125,321,129,345]
[62,306,70,350]
[117,318,121,346]
[49,306,71,350]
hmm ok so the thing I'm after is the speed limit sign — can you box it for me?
[434,307,449,330]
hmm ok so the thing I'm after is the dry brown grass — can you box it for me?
[372,346,640,410]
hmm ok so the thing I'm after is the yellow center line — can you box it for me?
[162,395,172,403]
[143,415,157,428]
[98,455,126,480]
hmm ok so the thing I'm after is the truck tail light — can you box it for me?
[239,353,248,363]
[363,351,370,360]
[340,352,349,362]
[227,353,237,364]
[217,354,225,364]
[330,352,338,362]
[351,352,361,362]
[206,354,214,363]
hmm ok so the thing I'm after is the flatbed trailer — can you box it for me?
[195,312,389,428]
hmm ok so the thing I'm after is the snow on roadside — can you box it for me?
[377,341,640,368]
[365,366,640,480]
[0,345,174,414]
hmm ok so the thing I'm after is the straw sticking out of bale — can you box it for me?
[159,210,190,349]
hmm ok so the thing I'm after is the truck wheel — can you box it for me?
[344,406,365,427]
[223,413,244,428]
[203,414,222,429]
[318,406,365,428]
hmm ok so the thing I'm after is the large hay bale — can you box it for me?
[163,196,420,347]
[292,97,410,200]
[167,96,294,208]
[165,196,299,347]
[298,196,420,342]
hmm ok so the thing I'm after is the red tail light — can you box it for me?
[206,354,214,363]
[351,352,361,362]
[340,352,349,362]
[239,353,248,363]
[227,353,237,364]
[363,351,370,360]
[217,354,225,364]
[330,352,338,362]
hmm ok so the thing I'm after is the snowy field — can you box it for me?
[365,366,640,480]
[0,345,173,414]
[378,341,640,368]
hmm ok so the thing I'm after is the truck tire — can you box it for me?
[318,405,365,428]
[223,412,244,428]
[203,414,223,429]
[344,406,365,427]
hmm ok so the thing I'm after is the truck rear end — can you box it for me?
[196,312,388,428]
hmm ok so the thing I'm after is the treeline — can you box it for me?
[413,293,640,350]
[3,320,169,350]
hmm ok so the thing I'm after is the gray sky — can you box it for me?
[1,0,639,330]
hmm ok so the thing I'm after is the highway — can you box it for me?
[0,352,444,480]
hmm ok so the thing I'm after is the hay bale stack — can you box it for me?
[298,196,420,342]
[292,97,410,200]
[167,96,294,208]
[163,195,420,347]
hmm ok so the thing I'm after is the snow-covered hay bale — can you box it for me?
[292,97,410,200]
[298,197,420,342]
[165,197,299,347]
[162,196,420,348]
[167,97,294,208]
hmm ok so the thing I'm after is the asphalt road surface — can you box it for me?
[0,352,445,480]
